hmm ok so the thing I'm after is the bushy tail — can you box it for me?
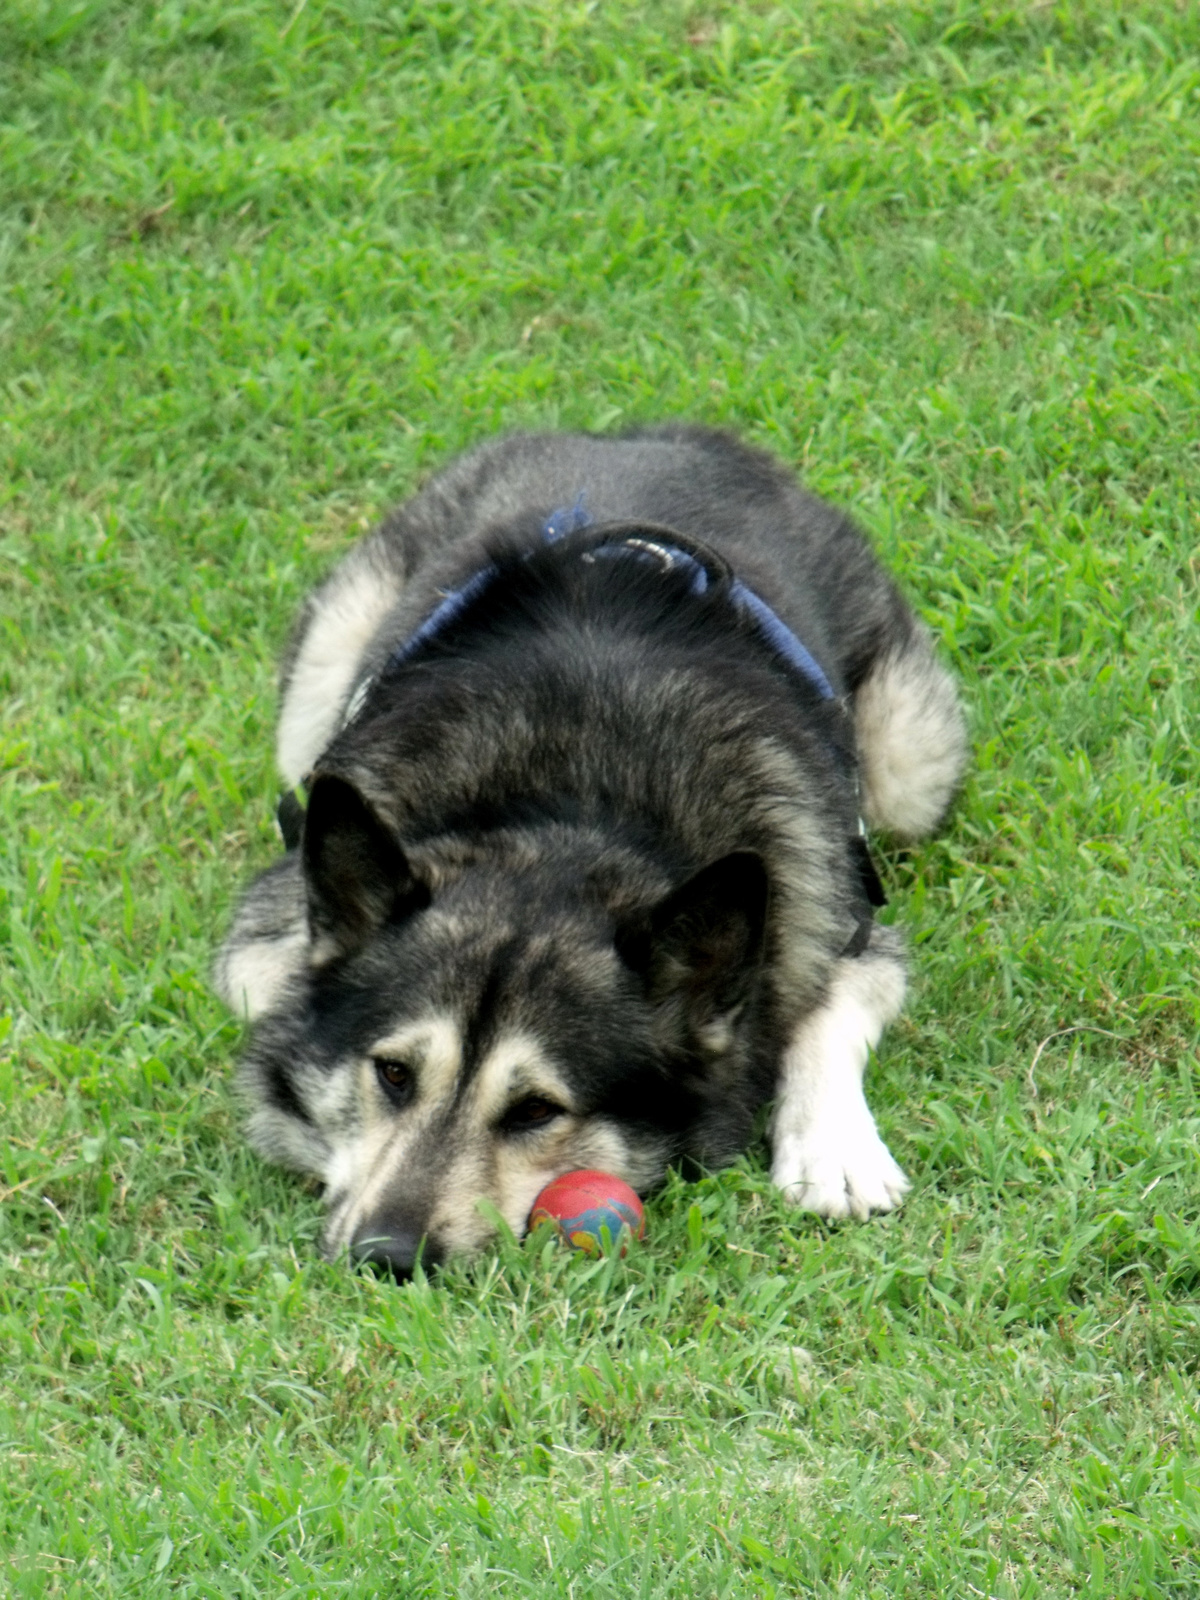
[852,629,967,840]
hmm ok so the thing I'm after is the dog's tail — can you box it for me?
[852,626,967,840]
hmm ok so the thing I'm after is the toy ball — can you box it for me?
[529,1170,646,1256]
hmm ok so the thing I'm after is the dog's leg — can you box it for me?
[213,856,308,1020]
[770,939,910,1218]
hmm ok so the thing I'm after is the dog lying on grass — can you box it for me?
[215,424,966,1276]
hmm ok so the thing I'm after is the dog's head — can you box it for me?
[240,775,770,1276]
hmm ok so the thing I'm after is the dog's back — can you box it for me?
[277,427,960,833]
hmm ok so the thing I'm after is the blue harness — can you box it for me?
[285,497,885,954]
[383,497,837,703]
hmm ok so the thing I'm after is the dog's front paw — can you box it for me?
[771,1113,910,1220]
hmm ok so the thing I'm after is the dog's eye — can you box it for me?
[502,1096,565,1132]
[373,1058,415,1105]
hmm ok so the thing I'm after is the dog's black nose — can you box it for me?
[350,1223,439,1281]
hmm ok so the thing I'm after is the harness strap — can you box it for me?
[295,497,886,957]
[383,512,839,704]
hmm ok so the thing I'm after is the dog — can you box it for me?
[215,424,966,1276]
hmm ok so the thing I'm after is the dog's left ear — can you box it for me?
[617,851,769,1021]
[303,774,429,964]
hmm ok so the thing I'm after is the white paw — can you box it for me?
[771,1111,910,1220]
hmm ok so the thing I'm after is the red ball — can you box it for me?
[529,1170,646,1256]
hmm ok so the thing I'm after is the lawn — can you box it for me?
[2,1,1198,1594]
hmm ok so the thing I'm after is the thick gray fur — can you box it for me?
[215,424,967,1273]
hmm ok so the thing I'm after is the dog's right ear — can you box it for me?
[302,775,429,964]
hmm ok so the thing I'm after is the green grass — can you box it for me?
[2,0,1199,1593]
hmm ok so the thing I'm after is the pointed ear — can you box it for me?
[617,851,769,1018]
[303,775,428,964]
